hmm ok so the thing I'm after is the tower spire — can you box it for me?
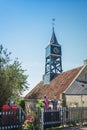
[50,18,58,45]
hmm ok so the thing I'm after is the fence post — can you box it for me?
[41,109,44,130]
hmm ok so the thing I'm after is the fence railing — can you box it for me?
[38,107,87,130]
[0,109,25,130]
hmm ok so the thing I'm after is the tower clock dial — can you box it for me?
[53,47,59,54]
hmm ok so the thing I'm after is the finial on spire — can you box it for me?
[52,18,55,30]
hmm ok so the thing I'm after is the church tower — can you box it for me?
[44,25,62,84]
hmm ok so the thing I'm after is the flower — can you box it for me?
[26,116,34,123]
[23,116,34,129]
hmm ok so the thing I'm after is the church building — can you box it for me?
[25,26,87,114]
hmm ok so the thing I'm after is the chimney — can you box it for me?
[84,59,87,66]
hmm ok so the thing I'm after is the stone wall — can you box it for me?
[65,95,87,107]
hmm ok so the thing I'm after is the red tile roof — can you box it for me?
[25,66,83,100]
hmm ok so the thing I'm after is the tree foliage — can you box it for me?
[0,44,29,107]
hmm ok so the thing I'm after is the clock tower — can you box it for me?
[44,27,62,84]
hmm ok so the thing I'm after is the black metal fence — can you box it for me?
[39,107,87,130]
[1,107,87,130]
[0,109,25,130]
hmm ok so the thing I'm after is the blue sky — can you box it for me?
[0,0,87,96]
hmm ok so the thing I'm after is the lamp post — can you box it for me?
[9,96,14,106]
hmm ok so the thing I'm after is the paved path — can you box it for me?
[55,126,87,130]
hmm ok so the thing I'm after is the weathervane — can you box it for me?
[52,18,55,28]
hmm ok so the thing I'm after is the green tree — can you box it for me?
[0,44,29,108]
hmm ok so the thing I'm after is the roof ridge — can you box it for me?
[62,66,83,74]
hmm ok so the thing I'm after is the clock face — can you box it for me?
[53,47,59,54]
